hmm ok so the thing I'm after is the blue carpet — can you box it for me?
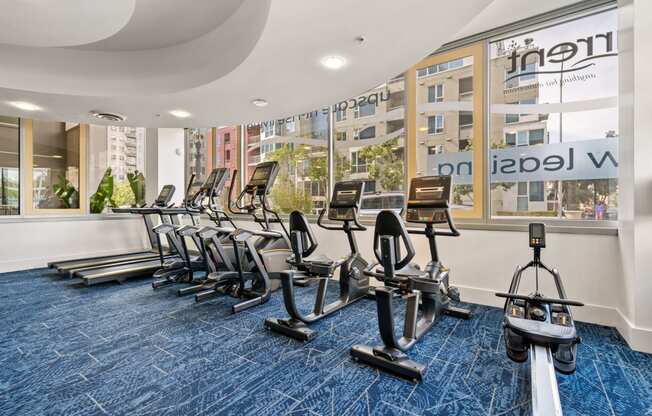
[1,268,651,416]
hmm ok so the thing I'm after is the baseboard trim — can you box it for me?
[458,284,652,354]
[0,246,149,274]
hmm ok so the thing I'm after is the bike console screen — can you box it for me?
[406,176,451,224]
[328,181,364,221]
[246,161,279,195]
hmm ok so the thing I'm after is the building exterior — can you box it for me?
[107,126,146,182]
[184,128,211,187]
[333,76,405,198]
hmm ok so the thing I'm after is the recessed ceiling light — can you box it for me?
[169,110,191,118]
[8,101,41,111]
[320,55,346,70]
[251,99,268,107]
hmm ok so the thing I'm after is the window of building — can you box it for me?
[350,151,368,174]
[459,77,473,96]
[428,84,444,103]
[336,131,347,141]
[27,120,84,212]
[224,132,230,144]
[490,8,618,221]
[355,101,376,118]
[225,150,231,161]
[459,112,473,127]
[428,115,444,134]
[246,112,328,215]
[88,125,147,211]
[415,48,482,217]
[335,78,405,216]
[356,126,376,140]
[336,109,347,122]
[529,181,544,202]
[0,116,20,215]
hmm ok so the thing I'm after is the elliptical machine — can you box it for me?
[187,161,294,313]
[264,181,370,341]
[496,223,583,416]
[351,175,471,382]
[151,168,231,289]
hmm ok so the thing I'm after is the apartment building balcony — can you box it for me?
[247,154,261,166]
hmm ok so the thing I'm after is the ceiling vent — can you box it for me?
[89,110,126,122]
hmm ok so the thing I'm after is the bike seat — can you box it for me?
[505,316,577,345]
[304,254,334,266]
[302,254,338,276]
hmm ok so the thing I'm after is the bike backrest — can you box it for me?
[373,210,415,271]
[289,211,318,259]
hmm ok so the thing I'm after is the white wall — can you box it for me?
[615,0,652,352]
[157,128,185,205]
[227,219,624,328]
[0,217,149,272]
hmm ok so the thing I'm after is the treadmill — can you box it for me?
[73,179,203,286]
[48,185,177,278]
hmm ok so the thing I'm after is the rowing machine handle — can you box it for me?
[495,292,584,307]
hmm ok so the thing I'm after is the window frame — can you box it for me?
[408,41,486,220]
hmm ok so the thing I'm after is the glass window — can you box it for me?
[246,113,328,215]
[0,116,19,215]
[529,128,545,145]
[335,77,405,215]
[356,126,376,140]
[31,121,81,210]
[88,125,146,211]
[355,101,376,118]
[490,9,618,220]
[185,128,212,188]
[428,84,444,103]
[459,112,473,127]
[428,115,444,134]
[459,77,473,96]
[416,50,482,214]
[529,181,545,201]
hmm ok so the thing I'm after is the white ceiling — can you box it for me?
[0,0,584,127]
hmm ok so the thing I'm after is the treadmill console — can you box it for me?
[246,161,279,196]
[328,181,364,221]
[154,185,176,207]
[405,175,451,224]
[529,223,546,248]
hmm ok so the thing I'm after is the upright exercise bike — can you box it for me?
[351,175,471,382]
[264,180,371,341]
[496,223,583,416]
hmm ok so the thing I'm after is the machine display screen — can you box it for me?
[408,176,451,204]
[200,168,226,192]
[406,176,451,224]
[252,166,272,182]
[335,190,359,204]
[156,185,175,205]
[328,181,364,221]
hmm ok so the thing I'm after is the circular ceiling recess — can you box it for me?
[0,0,269,96]
[0,0,136,47]
[75,0,246,51]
